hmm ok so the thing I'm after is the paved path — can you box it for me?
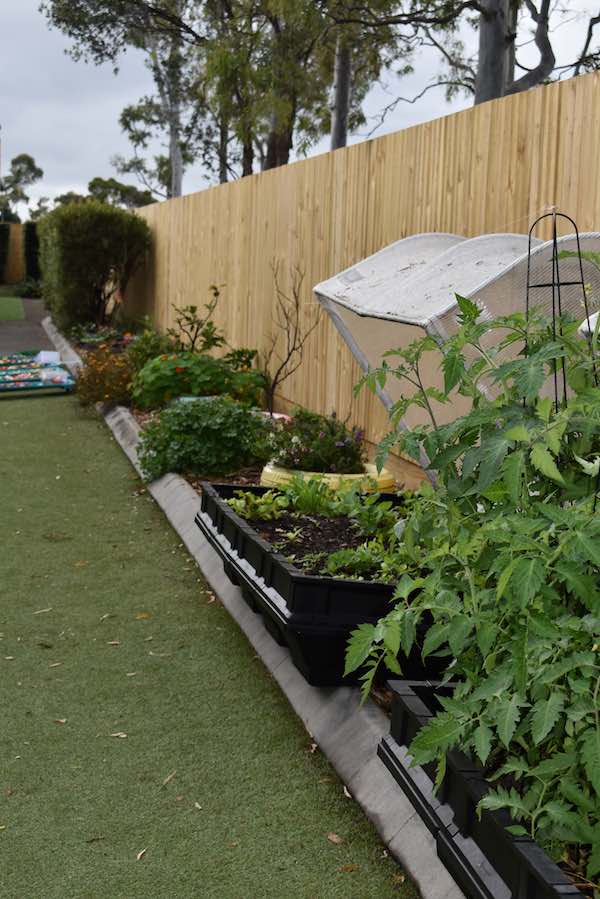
[0,298,54,353]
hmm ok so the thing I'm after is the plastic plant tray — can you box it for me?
[378,680,584,899]
[195,483,446,686]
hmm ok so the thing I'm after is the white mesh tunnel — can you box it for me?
[314,232,600,467]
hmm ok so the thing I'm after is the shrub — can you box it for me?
[0,223,9,282]
[132,352,266,409]
[166,288,226,353]
[137,396,273,480]
[127,323,174,373]
[38,200,150,330]
[12,277,42,298]
[22,221,40,281]
[271,408,366,473]
[76,345,134,407]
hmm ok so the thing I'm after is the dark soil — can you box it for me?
[249,512,367,576]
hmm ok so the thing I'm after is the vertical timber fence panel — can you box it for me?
[4,224,25,284]
[126,73,600,482]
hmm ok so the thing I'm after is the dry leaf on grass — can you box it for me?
[194,802,202,810]
[327,832,343,845]
[162,770,177,786]
[33,608,52,615]
[393,873,406,885]
[340,864,359,873]
[343,785,352,799]
[54,719,67,725]
[49,662,63,668]
[308,742,318,754]
[136,848,147,861]
[107,641,121,646]
[99,613,113,622]
[126,672,138,677]
[110,732,127,739]
[4,657,15,661]
[135,612,152,620]
[73,560,89,568]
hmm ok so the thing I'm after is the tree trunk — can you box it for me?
[474,0,509,104]
[169,117,183,197]
[218,117,229,183]
[264,117,294,170]
[330,35,352,150]
[241,138,254,177]
[504,0,519,91]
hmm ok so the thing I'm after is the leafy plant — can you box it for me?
[271,408,366,474]
[127,320,174,372]
[166,286,225,353]
[12,277,42,298]
[137,396,273,481]
[346,298,600,886]
[76,345,134,407]
[228,489,289,520]
[132,351,265,409]
[38,200,150,329]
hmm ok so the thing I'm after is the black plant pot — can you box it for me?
[379,681,584,899]
[195,483,447,686]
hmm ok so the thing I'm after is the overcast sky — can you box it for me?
[1,0,596,216]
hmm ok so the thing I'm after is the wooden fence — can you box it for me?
[3,224,25,284]
[125,72,600,486]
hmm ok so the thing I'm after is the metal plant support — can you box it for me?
[526,209,599,507]
[526,209,597,407]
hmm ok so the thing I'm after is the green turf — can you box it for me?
[0,397,417,899]
[0,296,24,321]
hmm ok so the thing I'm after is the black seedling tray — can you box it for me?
[379,681,583,899]
[195,483,447,686]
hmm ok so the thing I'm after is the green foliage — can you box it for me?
[132,351,266,409]
[349,302,600,881]
[127,321,174,373]
[137,396,273,480]
[38,200,151,329]
[166,287,226,353]
[12,277,42,298]
[0,223,9,281]
[227,477,416,582]
[271,408,366,474]
[76,344,135,407]
[22,221,40,281]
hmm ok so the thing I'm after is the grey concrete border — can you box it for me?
[44,320,464,899]
[41,316,83,375]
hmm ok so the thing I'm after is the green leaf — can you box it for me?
[448,614,472,656]
[587,841,600,879]
[422,622,450,659]
[476,621,499,658]
[513,357,546,402]
[505,425,531,442]
[506,825,528,837]
[530,692,565,745]
[474,723,493,764]
[530,443,564,484]
[477,435,511,491]
[409,712,464,761]
[496,558,517,600]
[382,620,401,658]
[471,669,512,702]
[560,780,595,813]
[511,557,545,605]
[399,611,417,656]
[455,294,480,322]
[580,727,600,797]
[574,531,600,568]
[511,627,528,695]
[344,623,376,676]
[536,396,553,423]
[574,452,600,477]
[442,349,465,394]
[530,751,577,779]
[496,694,522,747]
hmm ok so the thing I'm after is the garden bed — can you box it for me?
[379,681,585,899]
[195,483,445,686]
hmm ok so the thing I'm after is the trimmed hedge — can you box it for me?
[23,221,40,281]
[38,200,151,329]
[0,223,10,282]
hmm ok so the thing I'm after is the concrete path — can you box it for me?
[0,298,55,353]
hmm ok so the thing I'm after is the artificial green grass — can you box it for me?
[0,397,417,899]
[0,296,24,321]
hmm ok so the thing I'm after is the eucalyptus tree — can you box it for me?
[0,154,44,221]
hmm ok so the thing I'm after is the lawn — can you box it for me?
[0,295,24,321]
[0,396,415,899]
